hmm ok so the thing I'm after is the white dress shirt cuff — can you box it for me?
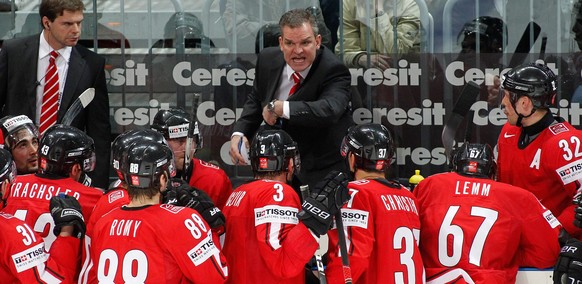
[282,101,290,119]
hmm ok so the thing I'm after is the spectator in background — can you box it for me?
[0,0,111,189]
[319,0,339,49]
[222,0,332,53]
[0,115,39,175]
[336,0,421,69]
[229,9,352,190]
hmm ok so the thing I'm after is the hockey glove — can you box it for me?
[177,187,226,233]
[50,194,86,239]
[554,239,582,284]
[298,171,350,236]
[574,196,582,228]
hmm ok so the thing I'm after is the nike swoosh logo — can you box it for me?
[504,133,515,138]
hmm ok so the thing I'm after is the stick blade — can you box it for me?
[508,21,541,68]
[79,88,95,108]
[442,81,480,158]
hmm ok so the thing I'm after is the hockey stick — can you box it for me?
[335,209,352,284]
[61,88,95,126]
[508,21,541,68]
[441,81,480,159]
[539,33,547,60]
[183,93,202,182]
[300,185,328,284]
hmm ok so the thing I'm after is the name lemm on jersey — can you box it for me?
[254,205,299,225]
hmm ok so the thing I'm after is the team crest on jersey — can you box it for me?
[199,160,219,170]
[108,190,125,204]
[187,234,219,266]
[254,205,299,225]
[11,243,48,272]
[549,123,569,135]
[556,159,582,184]
[160,204,185,214]
[341,209,369,229]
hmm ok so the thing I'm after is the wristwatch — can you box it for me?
[268,99,277,114]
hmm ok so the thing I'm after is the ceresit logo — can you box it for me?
[173,62,255,87]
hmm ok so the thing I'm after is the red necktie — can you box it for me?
[289,72,302,96]
[40,51,59,134]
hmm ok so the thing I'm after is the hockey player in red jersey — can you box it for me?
[414,143,561,283]
[497,62,582,238]
[0,115,39,175]
[88,140,228,283]
[222,128,349,284]
[151,108,232,210]
[0,147,85,283]
[326,123,425,283]
[2,124,102,251]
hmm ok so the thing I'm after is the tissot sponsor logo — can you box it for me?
[557,160,582,184]
[12,243,47,272]
[341,209,369,229]
[188,235,219,266]
[254,205,299,225]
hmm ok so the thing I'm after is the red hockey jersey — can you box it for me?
[188,158,232,210]
[222,179,318,284]
[2,174,102,250]
[326,179,424,284]
[414,172,561,283]
[0,211,80,283]
[88,204,228,283]
[497,121,582,238]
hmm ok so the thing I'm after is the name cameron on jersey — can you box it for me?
[9,182,81,200]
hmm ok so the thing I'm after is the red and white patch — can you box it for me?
[549,123,569,135]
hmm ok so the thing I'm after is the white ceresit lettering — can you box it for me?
[112,99,170,126]
[173,62,255,87]
[105,60,148,86]
[352,99,445,126]
[349,59,422,86]
[444,59,559,87]
[197,101,243,126]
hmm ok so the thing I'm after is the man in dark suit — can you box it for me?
[229,8,352,189]
[0,0,110,189]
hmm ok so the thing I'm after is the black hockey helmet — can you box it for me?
[0,115,39,150]
[458,16,507,53]
[151,108,202,148]
[250,129,300,173]
[340,123,393,172]
[501,62,557,109]
[452,143,496,178]
[123,140,175,189]
[0,148,16,183]
[38,124,95,177]
[111,129,168,180]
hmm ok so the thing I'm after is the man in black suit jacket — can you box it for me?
[0,0,110,189]
[230,8,352,189]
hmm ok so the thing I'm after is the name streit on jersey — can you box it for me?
[380,194,418,214]
[9,182,81,200]
[455,180,491,196]
[109,219,142,238]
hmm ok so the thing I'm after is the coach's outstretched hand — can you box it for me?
[298,171,350,236]
[554,238,582,284]
[50,194,86,239]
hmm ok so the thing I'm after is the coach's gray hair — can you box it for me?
[279,8,319,36]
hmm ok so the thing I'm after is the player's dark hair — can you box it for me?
[39,0,84,24]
